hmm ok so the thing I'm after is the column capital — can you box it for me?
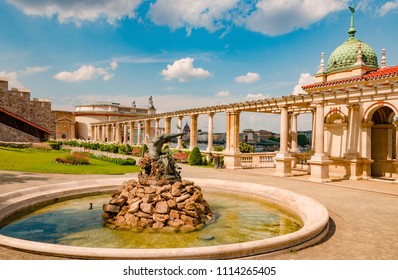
[347,103,360,110]
[362,121,374,128]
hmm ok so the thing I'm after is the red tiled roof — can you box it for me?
[302,65,398,90]
[0,107,51,134]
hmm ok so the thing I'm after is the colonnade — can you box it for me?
[89,106,324,178]
[89,112,218,152]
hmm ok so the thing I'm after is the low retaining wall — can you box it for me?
[0,177,329,259]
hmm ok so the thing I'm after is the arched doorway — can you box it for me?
[371,106,396,177]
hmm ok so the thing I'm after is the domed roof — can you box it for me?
[326,6,378,74]
[327,37,378,73]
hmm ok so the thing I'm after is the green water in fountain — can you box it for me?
[0,191,302,249]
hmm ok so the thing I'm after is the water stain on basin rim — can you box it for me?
[0,177,329,259]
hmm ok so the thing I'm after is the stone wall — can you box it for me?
[0,79,55,142]
[0,123,40,143]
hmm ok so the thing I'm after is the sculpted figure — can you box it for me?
[149,132,184,160]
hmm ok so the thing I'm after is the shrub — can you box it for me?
[89,154,136,165]
[140,144,148,157]
[47,141,62,150]
[56,152,90,165]
[32,143,52,150]
[239,142,254,153]
[188,146,203,165]
[131,147,141,156]
[214,145,224,152]
[173,152,190,163]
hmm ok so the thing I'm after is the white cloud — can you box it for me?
[8,0,142,26]
[110,61,118,70]
[379,1,398,16]
[292,73,316,95]
[244,0,347,35]
[245,93,270,100]
[54,63,115,82]
[235,72,260,83]
[216,90,230,97]
[161,57,212,82]
[22,66,52,74]
[148,0,239,35]
[0,71,24,89]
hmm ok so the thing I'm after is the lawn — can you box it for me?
[0,147,140,175]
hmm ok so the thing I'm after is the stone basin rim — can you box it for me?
[0,177,329,259]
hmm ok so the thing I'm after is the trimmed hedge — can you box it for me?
[188,146,203,165]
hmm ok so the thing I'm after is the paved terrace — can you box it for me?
[0,166,397,260]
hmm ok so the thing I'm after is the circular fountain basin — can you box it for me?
[0,177,329,259]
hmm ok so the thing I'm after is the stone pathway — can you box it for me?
[0,166,397,260]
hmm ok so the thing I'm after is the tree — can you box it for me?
[239,142,254,153]
[297,134,309,146]
[188,146,203,165]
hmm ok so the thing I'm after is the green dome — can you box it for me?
[327,37,378,73]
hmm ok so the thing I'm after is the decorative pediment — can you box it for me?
[55,117,75,124]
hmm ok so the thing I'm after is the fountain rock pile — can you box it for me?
[102,133,214,232]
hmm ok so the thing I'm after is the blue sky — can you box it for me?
[1,0,398,132]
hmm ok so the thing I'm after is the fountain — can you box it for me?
[0,134,329,259]
[102,132,214,233]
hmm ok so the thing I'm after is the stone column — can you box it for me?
[345,104,362,180]
[102,125,106,142]
[311,109,316,151]
[361,121,373,179]
[93,125,98,141]
[207,113,214,152]
[129,121,135,145]
[145,120,151,145]
[116,123,122,143]
[112,124,117,142]
[394,121,398,183]
[189,114,198,150]
[177,116,183,149]
[165,117,171,134]
[105,124,111,142]
[137,122,142,146]
[274,106,294,177]
[123,123,128,144]
[155,119,160,137]
[89,125,94,141]
[290,113,299,153]
[97,125,101,141]
[308,102,331,183]
[346,104,360,157]
[224,110,242,169]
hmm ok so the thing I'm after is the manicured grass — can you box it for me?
[0,147,140,175]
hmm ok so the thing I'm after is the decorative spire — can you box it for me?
[381,48,386,69]
[354,42,365,66]
[318,52,325,73]
[348,5,356,38]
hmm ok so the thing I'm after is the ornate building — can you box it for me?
[302,6,398,181]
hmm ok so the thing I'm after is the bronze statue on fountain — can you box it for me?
[138,132,184,185]
[102,132,214,232]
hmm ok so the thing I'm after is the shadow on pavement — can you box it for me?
[0,172,48,185]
